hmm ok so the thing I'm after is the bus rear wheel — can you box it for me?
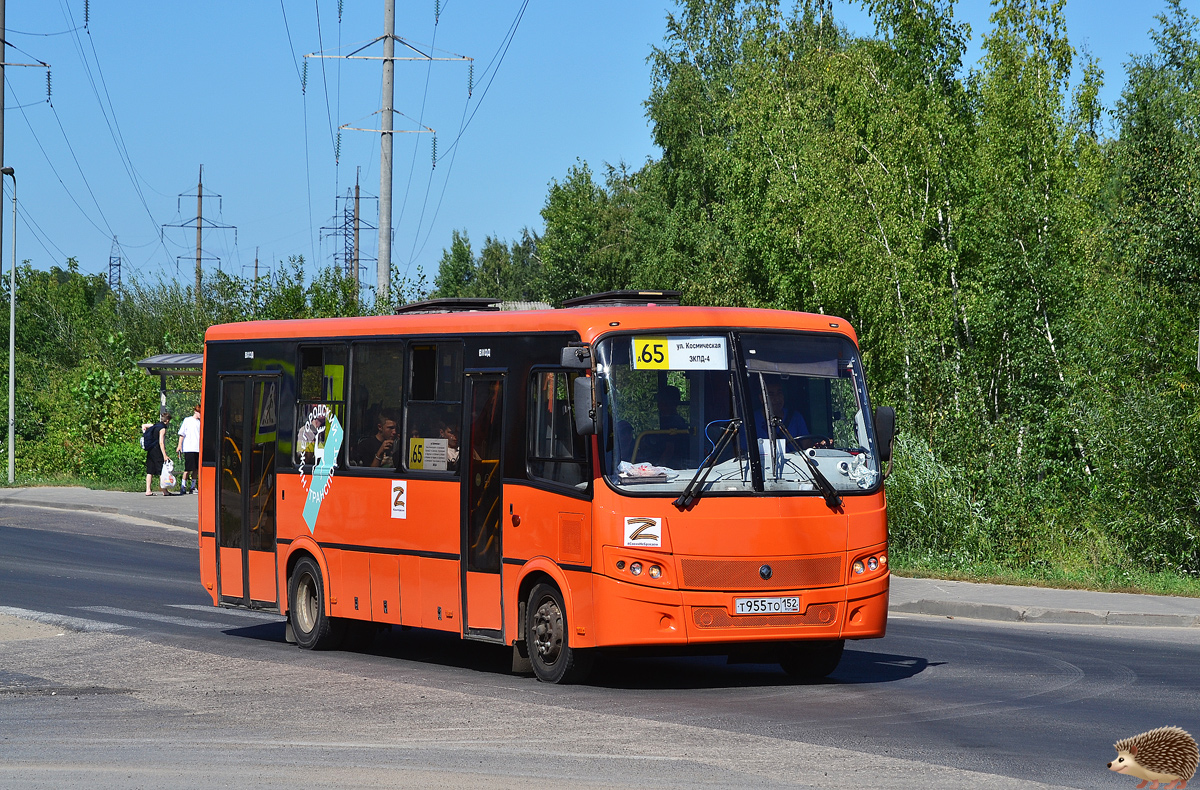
[526,583,593,684]
[779,639,844,680]
[288,557,343,650]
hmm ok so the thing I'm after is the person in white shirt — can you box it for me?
[176,404,202,494]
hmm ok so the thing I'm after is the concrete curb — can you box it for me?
[0,497,197,531]
[890,599,1200,628]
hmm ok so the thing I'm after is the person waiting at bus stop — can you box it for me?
[144,409,174,496]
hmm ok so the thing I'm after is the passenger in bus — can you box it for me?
[649,387,690,467]
[616,419,635,462]
[353,411,398,468]
[756,377,809,440]
[296,412,325,466]
[657,387,688,431]
[441,422,460,471]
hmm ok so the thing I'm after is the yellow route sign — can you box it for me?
[632,336,670,369]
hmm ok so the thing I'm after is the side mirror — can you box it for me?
[874,406,896,463]
[573,375,598,436]
[560,344,592,369]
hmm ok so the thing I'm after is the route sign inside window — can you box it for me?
[631,336,728,370]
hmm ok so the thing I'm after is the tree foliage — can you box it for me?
[431,0,1200,576]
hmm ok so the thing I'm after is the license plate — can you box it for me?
[734,596,800,615]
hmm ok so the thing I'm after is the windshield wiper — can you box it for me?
[773,418,843,510]
[674,418,742,510]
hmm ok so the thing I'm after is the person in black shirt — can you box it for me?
[144,409,173,496]
[354,412,398,467]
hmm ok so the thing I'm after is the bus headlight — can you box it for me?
[648,564,662,579]
[630,562,643,576]
[853,560,865,575]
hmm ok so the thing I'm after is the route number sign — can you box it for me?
[632,336,727,371]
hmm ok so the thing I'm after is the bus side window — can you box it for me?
[347,342,404,468]
[404,343,462,474]
[527,370,589,488]
[295,345,347,467]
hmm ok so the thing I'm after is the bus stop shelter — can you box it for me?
[137,353,203,406]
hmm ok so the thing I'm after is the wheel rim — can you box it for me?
[295,572,318,633]
[531,595,564,666]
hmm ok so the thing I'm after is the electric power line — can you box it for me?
[5,26,83,37]
[59,0,163,240]
[405,0,530,270]
[279,0,318,268]
[47,102,117,237]
[394,6,442,232]
[6,78,113,240]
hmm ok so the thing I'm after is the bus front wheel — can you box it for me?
[526,583,593,684]
[779,639,844,680]
[288,557,344,650]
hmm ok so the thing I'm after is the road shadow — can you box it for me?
[224,620,937,689]
[588,648,936,690]
[222,621,288,642]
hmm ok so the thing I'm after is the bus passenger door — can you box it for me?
[461,372,505,640]
[217,375,280,609]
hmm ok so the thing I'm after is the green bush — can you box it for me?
[885,435,994,570]
[80,442,145,483]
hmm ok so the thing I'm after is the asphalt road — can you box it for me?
[1,505,1198,789]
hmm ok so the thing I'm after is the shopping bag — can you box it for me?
[160,458,176,489]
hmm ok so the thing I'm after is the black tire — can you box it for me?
[288,556,344,650]
[779,639,844,680]
[526,582,593,684]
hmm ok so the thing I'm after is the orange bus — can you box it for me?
[198,291,896,683]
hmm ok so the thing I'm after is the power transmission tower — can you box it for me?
[108,236,121,292]
[162,165,236,303]
[306,2,471,304]
[320,169,377,305]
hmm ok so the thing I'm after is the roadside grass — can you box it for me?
[891,553,1200,598]
[0,474,145,493]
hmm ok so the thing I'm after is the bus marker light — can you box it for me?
[879,554,887,567]
[616,560,626,570]
[648,565,662,579]
[630,562,643,576]
[853,560,865,575]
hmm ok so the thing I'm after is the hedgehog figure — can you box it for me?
[1108,727,1199,789]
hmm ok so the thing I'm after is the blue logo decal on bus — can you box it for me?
[302,413,343,534]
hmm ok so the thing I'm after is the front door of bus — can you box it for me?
[217,375,280,609]
[462,372,504,639]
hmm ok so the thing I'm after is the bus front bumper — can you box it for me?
[590,572,889,647]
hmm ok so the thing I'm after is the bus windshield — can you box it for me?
[596,331,880,496]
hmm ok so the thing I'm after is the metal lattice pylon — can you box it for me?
[108,236,121,292]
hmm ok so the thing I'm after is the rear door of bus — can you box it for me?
[461,370,505,640]
[216,374,280,609]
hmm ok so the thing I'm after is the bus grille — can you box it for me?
[692,605,838,629]
[679,556,843,590]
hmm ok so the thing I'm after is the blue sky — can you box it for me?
[0,1,1174,294]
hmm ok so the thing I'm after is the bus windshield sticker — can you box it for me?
[624,517,662,548]
[632,336,727,371]
[391,481,406,519]
[409,437,448,472]
[301,411,343,534]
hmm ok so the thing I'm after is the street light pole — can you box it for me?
[3,166,13,484]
